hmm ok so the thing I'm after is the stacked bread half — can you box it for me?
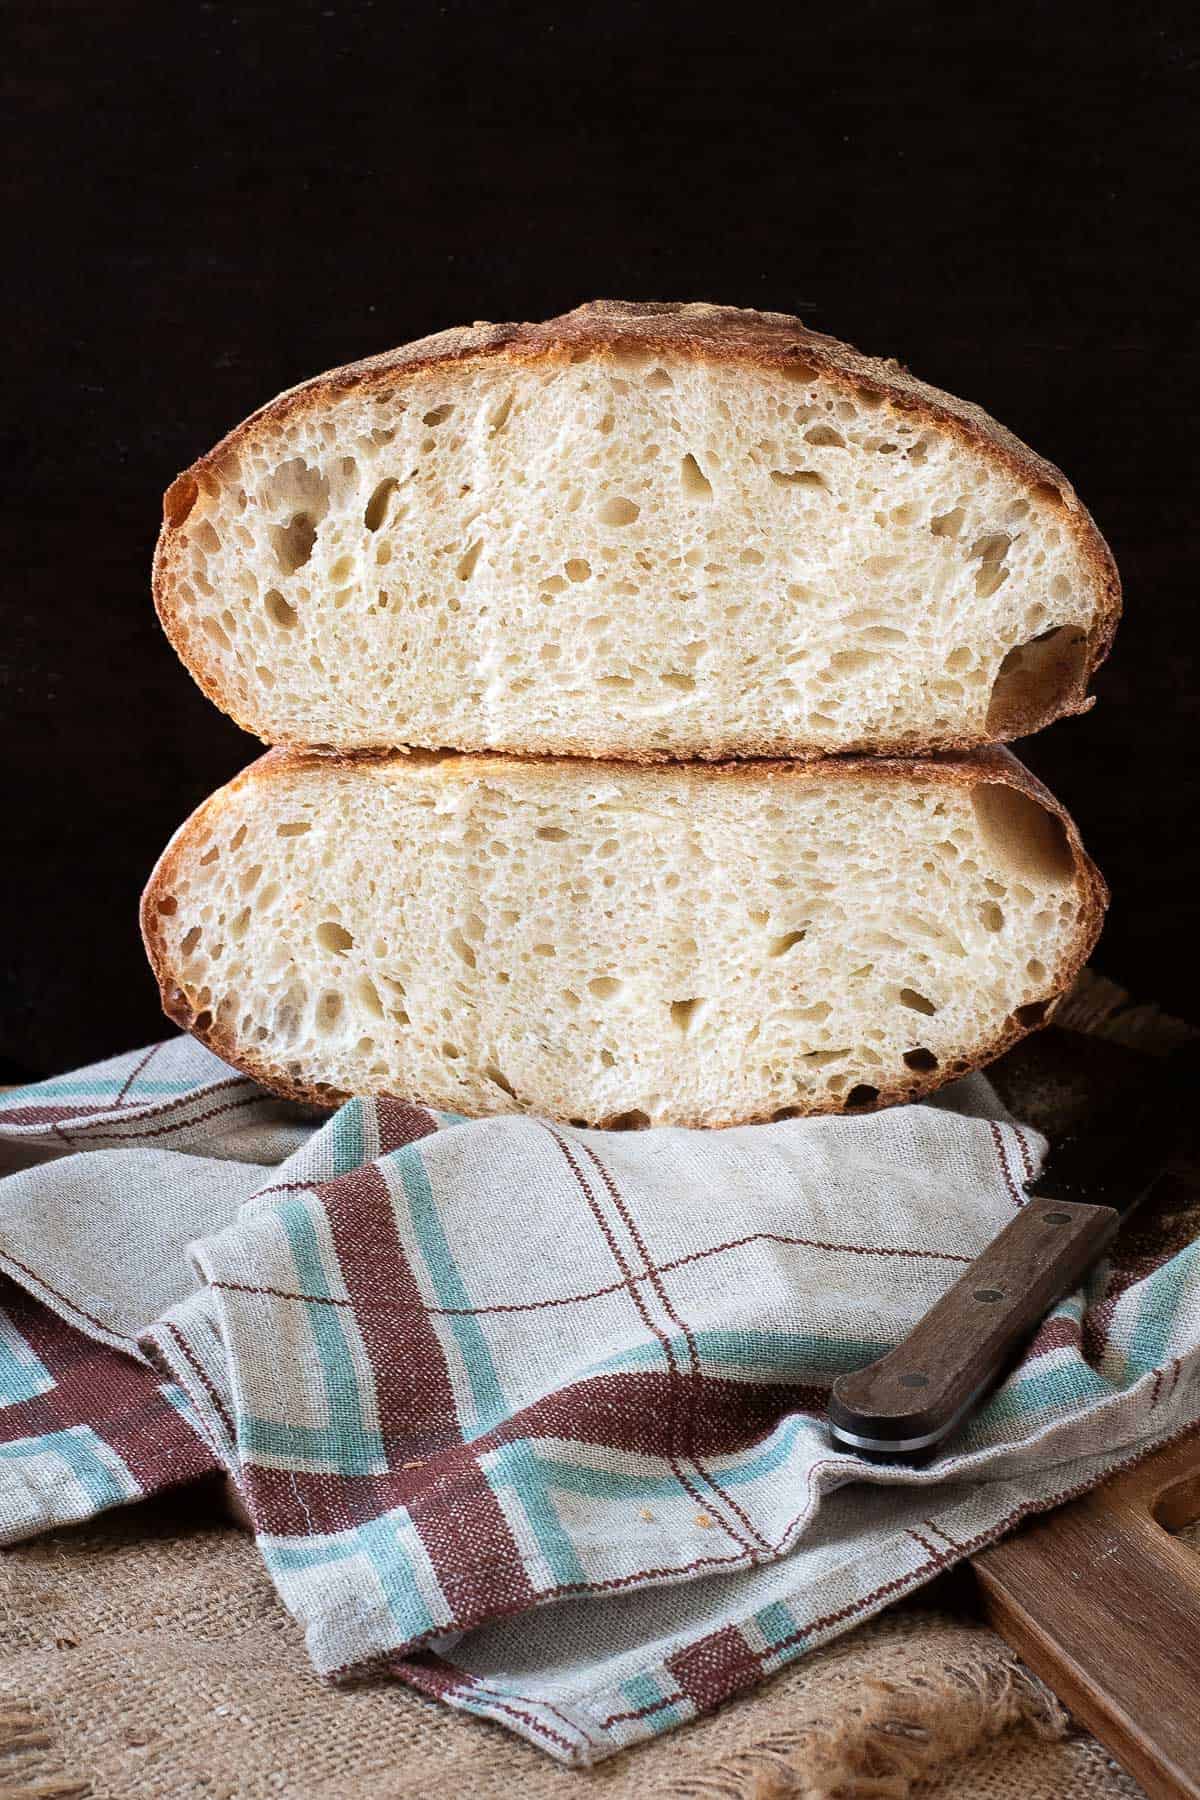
[143,301,1115,1124]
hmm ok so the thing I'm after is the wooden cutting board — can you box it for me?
[975,1423,1200,1800]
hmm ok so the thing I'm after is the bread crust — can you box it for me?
[140,746,1107,1125]
[152,301,1122,758]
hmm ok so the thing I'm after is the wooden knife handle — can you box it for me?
[828,1195,1121,1458]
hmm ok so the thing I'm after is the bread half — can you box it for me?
[153,302,1119,761]
[141,748,1105,1125]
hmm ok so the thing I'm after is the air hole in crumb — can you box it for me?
[277,820,311,837]
[588,977,623,1000]
[448,929,476,969]
[660,671,695,692]
[980,901,1005,931]
[773,1107,803,1121]
[930,507,965,538]
[971,783,1075,884]
[899,988,937,1015]
[598,496,640,526]
[157,895,177,916]
[803,424,845,448]
[357,976,384,1018]
[537,825,569,841]
[1014,1000,1051,1028]
[830,649,878,676]
[315,921,354,955]
[609,1110,651,1131]
[194,1009,213,1033]
[456,538,483,581]
[770,468,826,490]
[970,533,1012,598]
[364,478,399,531]
[903,1048,939,1073]
[987,626,1089,737]
[180,926,202,957]
[599,1049,616,1068]
[265,589,298,629]
[485,1065,516,1097]
[845,1084,879,1109]
[565,558,591,582]
[670,997,705,1034]
[316,992,343,1033]
[423,404,454,426]
[769,930,807,957]
[272,514,317,574]
[1027,958,1047,982]
[488,392,514,433]
[680,453,713,500]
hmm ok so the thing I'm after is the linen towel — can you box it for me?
[1,1037,1197,1766]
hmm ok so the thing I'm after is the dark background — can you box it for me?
[4,1,1197,1080]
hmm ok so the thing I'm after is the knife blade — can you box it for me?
[827,1041,1198,1461]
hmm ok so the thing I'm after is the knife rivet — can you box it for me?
[974,1288,1004,1303]
[1042,1210,1072,1224]
[899,1373,929,1388]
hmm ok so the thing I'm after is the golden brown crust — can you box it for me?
[152,301,1122,758]
[140,747,1107,1124]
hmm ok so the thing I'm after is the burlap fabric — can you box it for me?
[1,972,1192,1798]
[0,1492,1153,1799]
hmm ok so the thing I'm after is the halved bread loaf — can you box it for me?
[154,301,1119,761]
[142,749,1105,1125]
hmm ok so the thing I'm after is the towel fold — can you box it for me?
[1,1037,1197,1765]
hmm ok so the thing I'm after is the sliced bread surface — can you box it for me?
[154,301,1119,760]
[142,749,1105,1125]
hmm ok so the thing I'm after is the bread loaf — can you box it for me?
[153,301,1119,760]
[142,747,1105,1125]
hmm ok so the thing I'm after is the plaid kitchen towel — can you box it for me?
[1,1039,1198,1766]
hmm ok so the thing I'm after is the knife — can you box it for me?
[828,1042,1198,1461]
